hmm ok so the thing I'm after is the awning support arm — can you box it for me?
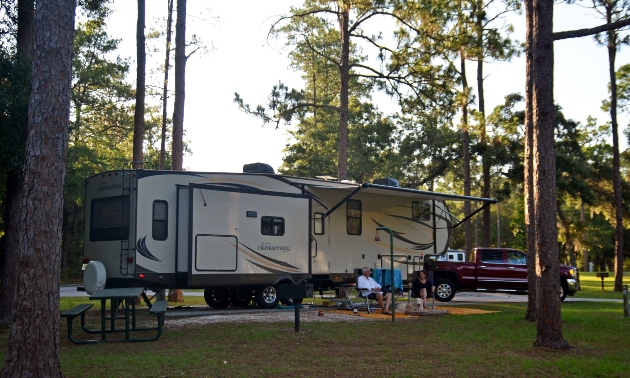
[321,184,365,220]
[452,201,494,229]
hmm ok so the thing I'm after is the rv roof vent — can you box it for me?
[372,177,400,187]
[243,162,275,174]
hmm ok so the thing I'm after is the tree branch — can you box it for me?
[553,18,630,41]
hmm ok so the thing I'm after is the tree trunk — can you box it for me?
[171,0,187,171]
[336,1,350,181]
[160,0,174,170]
[605,13,625,292]
[133,0,146,169]
[524,0,537,322]
[530,0,569,349]
[476,7,491,248]
[168,0,188,301]
[0,0,75,376]
[461,52,473,260]
[581,200,588,271]
[557,204,576,268]
[0,0,34,325]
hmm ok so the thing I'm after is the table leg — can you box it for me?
[124,299,130,340]
[100,298,107,341]
[132,298,137,330]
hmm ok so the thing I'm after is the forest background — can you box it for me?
[1,0,630,284]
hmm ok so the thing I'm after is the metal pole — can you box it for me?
[376,227,395,322]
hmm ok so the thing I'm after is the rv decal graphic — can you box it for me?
[257,243,290,252]
[136,236,162,262]
[371,219,434,250]
[224,240,301,273]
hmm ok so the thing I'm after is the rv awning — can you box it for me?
[284,176,497,203]
[281,175,497,224]
[352,183,497,203]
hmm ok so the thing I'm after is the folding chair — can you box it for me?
[351,268,380,313]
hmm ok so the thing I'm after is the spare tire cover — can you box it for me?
[83,261,106,295]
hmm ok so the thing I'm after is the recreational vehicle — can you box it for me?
[82,163,496,308]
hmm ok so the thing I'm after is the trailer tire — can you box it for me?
[255,285,279,309]
[435,279,456,302]
[204,288,230,308]
[230,289,253,307]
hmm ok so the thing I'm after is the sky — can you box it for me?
[105,1,630,174]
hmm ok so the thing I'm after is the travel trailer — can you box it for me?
[83,163,496,308]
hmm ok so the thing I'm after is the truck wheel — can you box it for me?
[435,280,456,302]
[230,289,253,307]
[204,288,230,308]
[560,280,568,302]
[255,285,279,309]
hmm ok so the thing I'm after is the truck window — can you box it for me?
[507,250,526,264]
[261,216,284,236]
[480,250,503,263]
[347,200,362,235]
[90,195,130,241]
[152,200,168,241]
[412,202,430,221]
[314,212,324,235]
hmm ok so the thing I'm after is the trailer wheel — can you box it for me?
[204,288,230,308]
[560,280,568,302]
[435,279,456,302]
[230,289,253,307]
[255,285,279,309]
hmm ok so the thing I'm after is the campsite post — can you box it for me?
[376,227,395,322]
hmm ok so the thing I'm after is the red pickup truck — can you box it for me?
[424,247,580,302]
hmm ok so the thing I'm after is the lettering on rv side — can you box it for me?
[257,243,290,252]
[98,183,122,191]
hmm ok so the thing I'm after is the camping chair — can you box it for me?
[352,268,380,313]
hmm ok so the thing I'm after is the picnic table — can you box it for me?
[61,287,167,344]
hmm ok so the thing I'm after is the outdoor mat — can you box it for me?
[330,306,498,319]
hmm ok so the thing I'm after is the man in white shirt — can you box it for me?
[357,267,392,314]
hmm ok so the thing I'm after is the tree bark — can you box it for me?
[133,0,146,169]
[524,0,537,322]
[557,204,576,267]
[530,0,569,349]
[171,0,187,171]
[336,1,350,181]
[160,0,174,170]
[0,0,34,325]
[476,4,491,248]
[604,11,625,292]
[0,0,75,375]
[460,52,473,260]
[168,0,187,301]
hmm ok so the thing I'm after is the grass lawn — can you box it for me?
[1,273,627,377]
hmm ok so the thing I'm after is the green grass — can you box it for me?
[3,300,630,377]
[572,272,630,300]
[46,273,628,377]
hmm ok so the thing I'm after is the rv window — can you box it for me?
[314,212,324,235]
[412,202,431,221]
[346,200,362,235]
[90,195,130,241]
[261,216,284,236]
[152,200,168,241]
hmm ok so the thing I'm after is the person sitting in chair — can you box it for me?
[357,267,392,315]
[412,270,435,309]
